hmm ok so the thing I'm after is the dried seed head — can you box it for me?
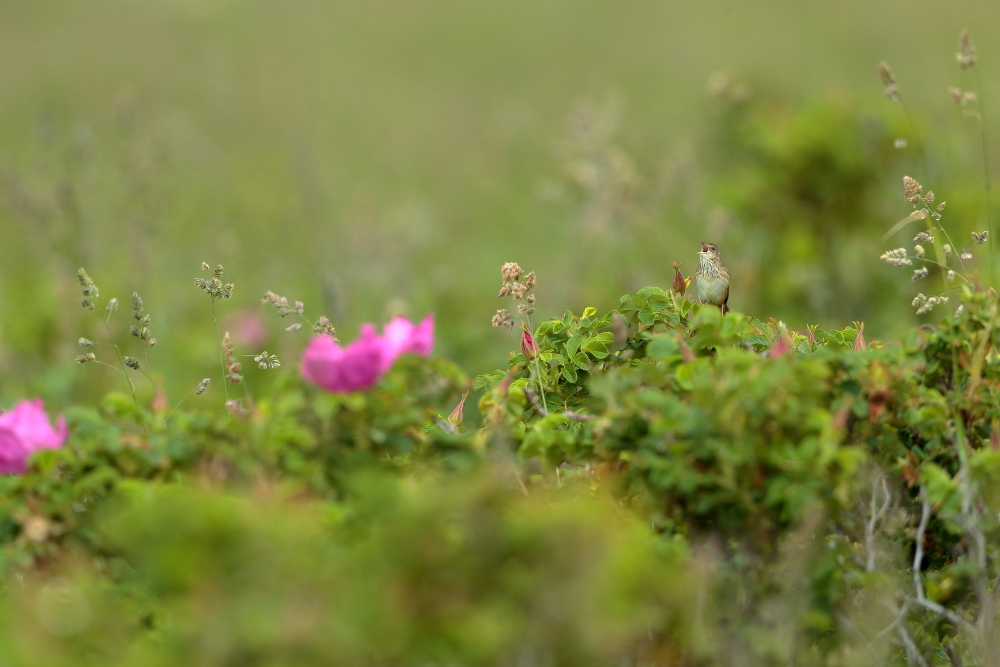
[947,270,956,283]
[943,244,952,257]
[262,291,290,312]
[501,262,522,282]
[78,268,99,300]
[914,231,935,244]
[286,323,302,332]
[972,231,989,244]
[903,176,923,204]
[124,356,140,370]
[195,378,211,395]
[877,61,899,100]
[950,87,963,104]
[523,271,536,290]
[914,244,925,258]
[313,316,337,339]
[196,265,234,301]
[253,351,280,369]
[879,248,912,267]
[497,284,512,299]
[957,28,976,69]
[78,338,94,348]
[492,308,513,330]
[912,293,927,308]
[201,262,211,271]
[526,294,536,304]
[148,338,157,347]
[916,294,949,315]
[106,298,119,313]
[955,305,965,318]
[961,251,973,260]
[131,292,144,320]
[911,267,929,281]
[75,352,96,364]
[225,399,248,417]
[130,325,141,338]
[223,333,236,364]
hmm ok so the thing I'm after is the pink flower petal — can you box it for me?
[380,315,434,370]
[301,327,386,393]
[0,399,68,474]
[301,314,435,393]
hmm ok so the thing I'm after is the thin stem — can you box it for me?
[165,386,199,424]
[524,312,549,416]
[899,97,931,184]
[104,315,147,436]
[914,254,969,280]
[143,348,156,393]
[933,224,971,279]
[210,300,232,409]
[92,360,127,377]
[973,68,994,288]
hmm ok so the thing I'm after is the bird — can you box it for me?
[695,240,730,314]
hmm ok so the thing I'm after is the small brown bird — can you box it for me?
[695,240,730,314]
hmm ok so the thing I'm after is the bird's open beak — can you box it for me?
[699,240,709,254]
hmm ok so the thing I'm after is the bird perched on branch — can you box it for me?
[695,240,730,314]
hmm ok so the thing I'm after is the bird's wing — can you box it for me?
[722,286,729,315]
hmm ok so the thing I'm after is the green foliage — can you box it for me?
[6,286,1000,665]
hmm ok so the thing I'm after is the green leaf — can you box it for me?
[561,364,578,383]
[565,335,583,357]
[637,286,666,299]
[619,294,645,310]
[637,306,656,327]
[647,334,681,361]
[582,335,612,359]
[472,370,506,391]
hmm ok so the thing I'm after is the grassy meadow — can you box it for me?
[7,3,1000,665]
[0,0,998,406]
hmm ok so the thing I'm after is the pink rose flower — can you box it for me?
[301,325,386,393]
[301,315,435,393]
[380,315,434,371]
[0,399,68,474]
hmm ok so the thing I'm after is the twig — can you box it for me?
[836,613,883,664]
[873,599,911,643]
[898,623,930,667]
[523,385,548,418]
[864,469,892,572]
[912,485,971,629]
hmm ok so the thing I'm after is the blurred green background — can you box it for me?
[1,0,998,409]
